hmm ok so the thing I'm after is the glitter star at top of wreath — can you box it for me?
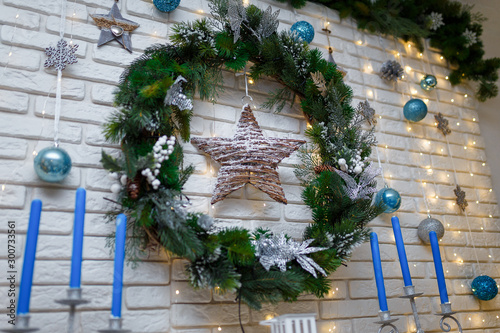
[434,113,451,136]
[428,12,445,31]
[90,2,139,53]
[191,104,305,205]
[44,38,79,71]
[463,28,478,48]
[454,185,468,211]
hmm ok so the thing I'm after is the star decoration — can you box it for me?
[335,163,380,201]
[191,104,305,204]
[90,2,139,53]
[463,28,478,48]
[428,12,445,31]
[435,113,451,136]
[252,232,327,278]
[454,185,468,211]
[44,38,78,71]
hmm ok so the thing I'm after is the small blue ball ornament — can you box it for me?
[34,146,72,182]
[290,21,315,44]
[403,98,428,122]
[375,187,401,213]
[420,74,438,91]
[471,275,498,301]
[153,0,180,12]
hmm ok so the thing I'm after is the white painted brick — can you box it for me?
[0,184,25,208]
[0,91,29,114]
[0,44,40,71]
[213,199,281,221]
[126,285,171,309]
[0,6,40,30]
[0,137,28,159]
[171,304,249,327]
[171,281,211,303]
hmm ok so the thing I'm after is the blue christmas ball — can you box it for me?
[290,21,315,44]
[420,74,438,91]
[471,275,498,301]
[375,187,401,213]
[34,146,72,183]
[403,98,428,122]
[153,0,180,12]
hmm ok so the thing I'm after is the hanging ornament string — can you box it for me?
[54,0,68,146]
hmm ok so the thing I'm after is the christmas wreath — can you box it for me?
[101,0,381,310]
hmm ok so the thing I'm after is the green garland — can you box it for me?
[101,0,382,310]
[277,0,500,102]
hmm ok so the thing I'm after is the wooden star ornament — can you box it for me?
[191,105,306,204]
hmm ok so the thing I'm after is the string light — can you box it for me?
[175,290,180,295]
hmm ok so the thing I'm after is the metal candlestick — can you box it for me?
[436,303,463,333]
[374,311,400,333]
[55,288,89,333]
[0,314,39,332]
[98,317,131,333]
[399,285,424,333]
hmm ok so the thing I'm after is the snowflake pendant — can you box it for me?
[44,38,79,71]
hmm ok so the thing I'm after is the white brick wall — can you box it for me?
[0,0,499,332]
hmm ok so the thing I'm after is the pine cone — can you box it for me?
[380,60,404,82]
[314,165,334,174]
[127,176,141,200]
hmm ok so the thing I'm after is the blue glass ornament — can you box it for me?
[403,98,428,122]
[290,21,315,44]
[420,74,438,91]
[153,0,180,12]
[471,275,498,301]
[34,146,72,182]
[375,187,401,213]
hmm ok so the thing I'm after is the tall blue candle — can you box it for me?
[17,199,42,315]
[111,214,127,318]
[391,216,412,286]
[429,231,449,304]
[70,188,86,289]
[370,232,388,312]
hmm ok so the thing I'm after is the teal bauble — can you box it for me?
[420,74,438,91]
[403,99,428,122]
[375,187,401,213]
[153,0,180,12]
[471,275,498,301]
[290,21,315,44]
[34,146,72,182]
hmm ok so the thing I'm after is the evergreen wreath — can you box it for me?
[277,0,500,102]
[101,0,382,311]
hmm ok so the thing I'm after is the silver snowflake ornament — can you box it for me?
[428,12,444,31]
[44,38,78,71]
[164,76,193,111]
[463,28,478,47]
[335,163,380,200]
[253,233,327,278]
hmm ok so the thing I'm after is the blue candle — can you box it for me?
[370,232,388,312]
[17,200,42,315]
[429,231,449,304]
[391,216,412,286]
[111,214,127,318]
[70,188,86,289]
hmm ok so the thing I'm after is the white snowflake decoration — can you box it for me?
[463,28,478,47]
[428,12,444,31]
[335,163,381,200]
[44,38,78,71]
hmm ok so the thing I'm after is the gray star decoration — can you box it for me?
[253,233,327,278]
[44,38,78,71]
[335,163,380,201]
[90,2,139,53]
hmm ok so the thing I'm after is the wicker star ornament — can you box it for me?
[191,105,306,204]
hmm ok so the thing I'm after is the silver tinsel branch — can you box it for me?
[227,0,246,42]
[428,12,445,31]
[335,163,380,200]
[253,233,327,278]
[227,0,279,43]
[164,76,193,111]
[380,60,404,82]
[44,38,79,71]
[357,100,376,125]
[253,6,280,42]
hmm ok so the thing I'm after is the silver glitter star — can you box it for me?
[463,28,478,47]
[227,0,246,43]
[253,232,327,278]
[44,38,78,71]
[164,76,193,111]
[428,12,444,31]
[254,6,280,42]
[335,163,380,200]
[434,113,451,136]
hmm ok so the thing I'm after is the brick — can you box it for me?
[0,91,29,114]
[0,159,81,187]
[0,44,40,71]
[213,199,281,221]
[126,285,171,309]
[171,304,250,327]
[0,209,73,234]
[171,281,211,303]
[0,184,25,208]
[0,137,28,159]
[82,260,169,285]
[0,6,40,30]
[284,204,312,222]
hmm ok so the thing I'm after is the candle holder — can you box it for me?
[98,317,131,333]
[55,288,89,333]
[436,303,463,333]
[0,314,39,332]
[399,285,424,333]
[374,311,399,333]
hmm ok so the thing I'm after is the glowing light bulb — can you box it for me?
[218,327,222,331]
[175,290,180,295]
[440,56,444,60]
[445,76,449,80]
[464,94,468,98]
[248,78,254,84]
[357,40,363,45]
[473,118,476,121]
[451,98,454,103]
[482,162,486,166]
[16,14,19,19]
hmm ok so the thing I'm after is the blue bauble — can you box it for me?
[153,0,180,12]
[420,74,438,91]
[34,146,72,183]
[471,275,498,301]
[290,21,315,44]
[375,187,401,213]
[403,98,428,122]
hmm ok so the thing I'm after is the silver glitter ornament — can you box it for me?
[417,217,445,243]
[227,0,246,43]
[335,163,380,201]
[253,233,327,278]
[357,100,376,125]
[164,76,193,111]
[428,12,444,31]
[44,38,79,71]
[380,60,404,82]
[463,28,478,47]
